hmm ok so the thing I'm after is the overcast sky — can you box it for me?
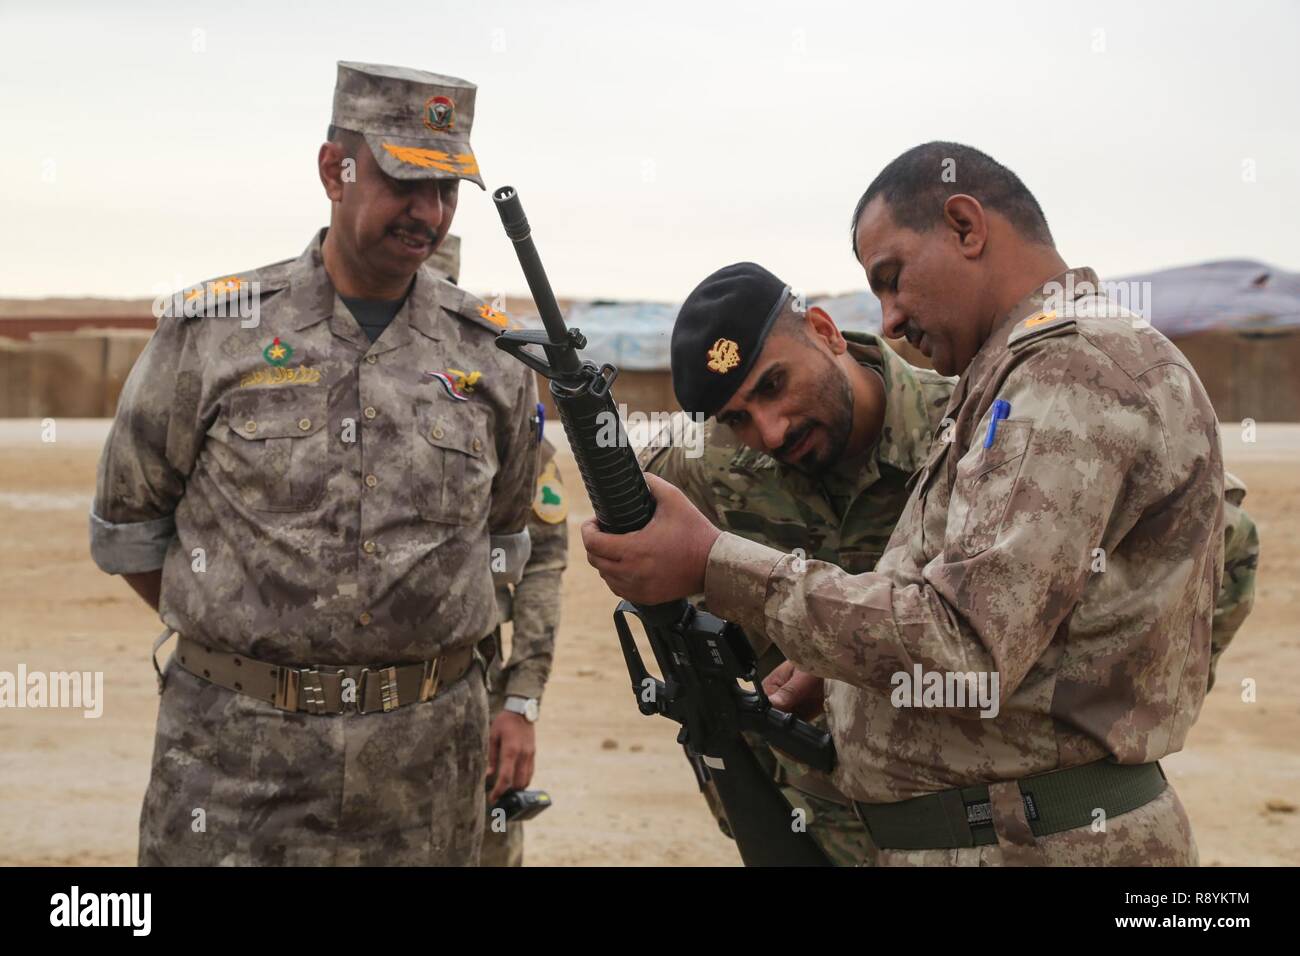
[2,0,1297,303]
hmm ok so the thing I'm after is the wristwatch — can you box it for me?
[504,695,540,723]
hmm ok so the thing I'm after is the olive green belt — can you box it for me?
[853,760,1167,850]
[170,634,478,715]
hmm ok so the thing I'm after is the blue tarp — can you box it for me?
[515,260,1300,370]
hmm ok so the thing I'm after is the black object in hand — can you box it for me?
[492,788,553,823]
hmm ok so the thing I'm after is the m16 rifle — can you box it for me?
[491,185,834,866]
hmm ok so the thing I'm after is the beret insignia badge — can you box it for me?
[706,338,741,374]
[424,95,455,131]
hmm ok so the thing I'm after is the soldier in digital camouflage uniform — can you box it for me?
[89,62,539,866]
[481,436,568,867]
[587,143,1236,866]
[644,326,1257,865]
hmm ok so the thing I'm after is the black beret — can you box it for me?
[670,262,791,418]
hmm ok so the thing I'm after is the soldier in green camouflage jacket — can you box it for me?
[643,327,1258,865]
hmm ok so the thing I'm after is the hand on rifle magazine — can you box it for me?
[582,473,722,605]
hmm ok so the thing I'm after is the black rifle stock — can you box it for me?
[492,186,834,867]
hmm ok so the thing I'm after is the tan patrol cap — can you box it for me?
[331,61,484,189]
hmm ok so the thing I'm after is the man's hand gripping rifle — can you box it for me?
[491,186,834,866]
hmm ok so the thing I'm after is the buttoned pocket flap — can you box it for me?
[419,405,486,458]
[229,387,328,440]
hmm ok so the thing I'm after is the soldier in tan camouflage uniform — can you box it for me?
[481,436,568,867]
[89,62,538,866]
[586,143,1232,866]
[645,323,1257,865]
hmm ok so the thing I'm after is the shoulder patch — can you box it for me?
[532,458,568,524]
[1007,309,1078,351]
[162,263,290,320]
[437,280,511,334]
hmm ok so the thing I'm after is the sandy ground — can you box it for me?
[0,419,1297,866]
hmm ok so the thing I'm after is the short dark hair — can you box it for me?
[850,142,1053,257]
[773,298,814,345]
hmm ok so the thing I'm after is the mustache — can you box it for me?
[389,223,439,243]
[900,321,924,348]
[776,420,814,460]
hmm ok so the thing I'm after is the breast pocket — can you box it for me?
[226,386,329,512]
[949,420,1033,557]
[413,403,493,525]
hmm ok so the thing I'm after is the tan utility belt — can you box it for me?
[166,634,477,715]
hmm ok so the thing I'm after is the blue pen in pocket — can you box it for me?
[983,399,1012,449]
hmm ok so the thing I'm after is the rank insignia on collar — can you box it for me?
[706,338,741,374]
[1023,309,1057,329]
[263,337,293,367]
[426,367,482,401]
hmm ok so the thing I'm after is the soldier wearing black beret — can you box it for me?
[670,262,792,418]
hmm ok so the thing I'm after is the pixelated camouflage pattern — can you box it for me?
[1210,471,1258,691]
[94,230,537,865]
[704,269,1224,862]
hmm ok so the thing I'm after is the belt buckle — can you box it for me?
[355,666,400,714]
[420,657,442,703]
[273,667,300,712]
[379,666,400,712]
[275,667,329,714]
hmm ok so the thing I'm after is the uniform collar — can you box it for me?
[948,266,1098,417]
[287,228,445,349]
[767,330,927,507]
[843,330,934,475]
